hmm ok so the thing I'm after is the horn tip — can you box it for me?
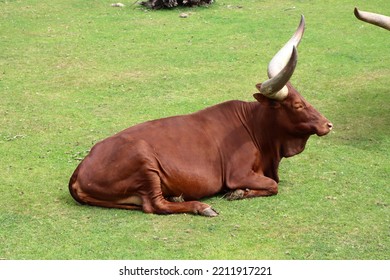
[299,15,306,31]
[354,7,361,19]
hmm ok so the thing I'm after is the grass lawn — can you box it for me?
[0,0,389,259]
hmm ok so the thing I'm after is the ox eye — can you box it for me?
[293,103,305,110]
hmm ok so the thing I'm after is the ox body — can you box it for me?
[69,16,333,216]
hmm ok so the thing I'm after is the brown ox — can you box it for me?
[69,16,333,216]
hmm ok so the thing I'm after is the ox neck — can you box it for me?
[243,101,308,159]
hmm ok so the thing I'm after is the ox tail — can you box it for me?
[68,165,86,205]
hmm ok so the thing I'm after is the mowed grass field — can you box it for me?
[1,0,389,260]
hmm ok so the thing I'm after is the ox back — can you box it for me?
[69,16,333,216]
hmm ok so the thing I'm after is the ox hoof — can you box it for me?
[226,189,245,200]
[201,207,219,217]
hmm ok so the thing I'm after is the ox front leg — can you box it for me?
[225,173,278,200]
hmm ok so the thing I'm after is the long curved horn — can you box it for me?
[354,7,390,31]
[257,46,297,100]
[267,15,305,78]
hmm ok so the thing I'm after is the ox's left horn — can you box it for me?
[258,15,304,101]
[267,15,305,79]
[354,7,390,31]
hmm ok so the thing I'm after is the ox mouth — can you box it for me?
[317,122,333,136]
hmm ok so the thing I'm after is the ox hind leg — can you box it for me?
[70,170,217,217]
[140,171,218,217]
[69,169,216,216]
[126,141,218,217]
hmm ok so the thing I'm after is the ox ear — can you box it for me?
[254,85,280,103]
[253,92,281,107]
[253,91,265,102]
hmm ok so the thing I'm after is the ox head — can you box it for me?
[354,7,390,31]
[253,16,333,157]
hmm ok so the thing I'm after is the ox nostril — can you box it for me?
[327,122,333,130]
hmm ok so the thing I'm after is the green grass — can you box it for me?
[1,0,389,260]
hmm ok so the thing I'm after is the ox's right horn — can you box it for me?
[257,46,297,100]
[354,7,390,31]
